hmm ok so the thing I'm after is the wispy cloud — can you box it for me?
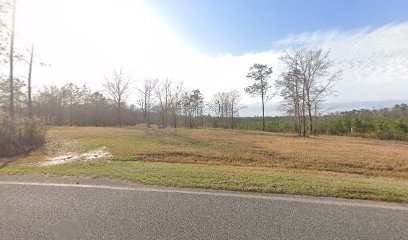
[270,22,408,102]
[197,22,408,113]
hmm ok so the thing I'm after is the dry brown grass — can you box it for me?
[30,127,408,179]
[135,128,408,178]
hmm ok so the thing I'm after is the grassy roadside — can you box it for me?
[1,127,408,202]
[2,161,408,202]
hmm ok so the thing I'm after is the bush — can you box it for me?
[0,111,47,157]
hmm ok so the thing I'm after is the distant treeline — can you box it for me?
[2,75,407,142]
[0,80,208,128]
[236,104,408,141]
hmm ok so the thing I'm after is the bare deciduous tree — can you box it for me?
[209,91,229,128]
[155,78,172,127]
[169,81,184,128]
[138,78,157,127]
[228,90,242,129]
[276,70,304,135]
[103,69,131,127]
[278,47,341,136]
[209,90,243,129]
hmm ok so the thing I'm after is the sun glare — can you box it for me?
[17,0,197,90]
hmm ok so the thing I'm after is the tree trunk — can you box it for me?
[302,86,306,137]
[59,102,63,126]
[231,102,234,129]
[164,87,168,127]
[118,101,122,127]
[69,102,73,126]
[308,103,313,135]
[313,103,318,135]
[306,84,313,135]
[173,112,177,128]
[144,94,147,124]
[9,0,16,118]
[28,45,34,119]
[94,104,99,126]
[261,92,265,131]
[147,109,151,128]
[294,80,302,136]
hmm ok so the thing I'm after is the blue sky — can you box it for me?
[150,0,408,54]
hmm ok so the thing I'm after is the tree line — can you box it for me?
[32,78,207,128]
[1,74,246,129]
[236,104,408,141]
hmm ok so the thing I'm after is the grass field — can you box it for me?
[1,127,408,202]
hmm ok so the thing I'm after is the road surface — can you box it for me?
[0,175,407,240]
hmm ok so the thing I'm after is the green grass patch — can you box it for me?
[2,161,407,202]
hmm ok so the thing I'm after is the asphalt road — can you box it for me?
[0,175,407,240]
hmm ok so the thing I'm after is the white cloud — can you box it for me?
[274,23,408,102]
[14,0,408,116]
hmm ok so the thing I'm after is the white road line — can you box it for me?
[1,181,407,211]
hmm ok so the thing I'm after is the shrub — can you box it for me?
[0,111,47,157]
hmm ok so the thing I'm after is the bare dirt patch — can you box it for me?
[41,147,112,166]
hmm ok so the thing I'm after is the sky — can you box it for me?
[11,0,408,116]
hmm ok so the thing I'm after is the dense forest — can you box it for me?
[236,104,408,141]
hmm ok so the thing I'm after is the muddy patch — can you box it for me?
[41,147,112,166]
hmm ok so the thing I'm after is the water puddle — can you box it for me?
[41,147,112,166]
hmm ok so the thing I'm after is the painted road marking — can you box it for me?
[0,181,407,211]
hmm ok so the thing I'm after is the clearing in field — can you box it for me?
[1,127,408,202]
